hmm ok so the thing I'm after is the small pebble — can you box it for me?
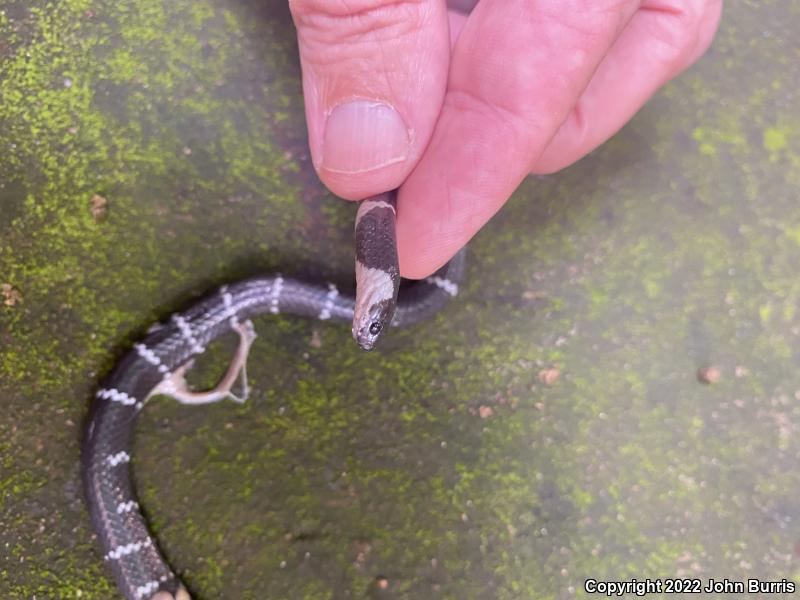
[538,367,560,385]
[1,283,22,306]
[310,329,322,348]
[697,366,721,384]
[89,194,107,220]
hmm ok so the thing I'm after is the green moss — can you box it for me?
[4,1,800,599]
[763,126,788,153]
[0,443,46,511]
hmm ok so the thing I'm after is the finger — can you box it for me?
[290,0,450,199]
[446,0,476,45]
[534,0,723,173]
[396,0,643,278]
[447,9,469,47]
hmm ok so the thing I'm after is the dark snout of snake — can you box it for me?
[81,190,467,600]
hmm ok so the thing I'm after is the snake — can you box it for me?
[82,191,466,600]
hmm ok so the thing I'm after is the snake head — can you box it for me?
[353,296,396,351]
[352,192,400,351]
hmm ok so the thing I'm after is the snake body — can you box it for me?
[82,193,466,600]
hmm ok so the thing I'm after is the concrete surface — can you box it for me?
[1,1,799,598]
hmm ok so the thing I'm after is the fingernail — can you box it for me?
[322,100,409,173]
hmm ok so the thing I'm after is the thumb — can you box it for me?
[290,0,449,199]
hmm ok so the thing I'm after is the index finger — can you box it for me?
[396,0,643,278]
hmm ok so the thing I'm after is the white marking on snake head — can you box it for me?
[353,263,396,350]
[354,198,396,230]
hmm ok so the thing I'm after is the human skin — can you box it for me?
[289,0,723,278]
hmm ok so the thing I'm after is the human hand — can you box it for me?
[289,0,723,278]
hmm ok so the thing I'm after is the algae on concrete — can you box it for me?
[2,1,800,599]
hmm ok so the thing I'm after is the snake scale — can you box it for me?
[82,191,466,600]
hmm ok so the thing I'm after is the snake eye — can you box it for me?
[369,322,382,336]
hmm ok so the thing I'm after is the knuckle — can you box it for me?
[291,0,424,16]
[291,0,429,44]
[537,0,638,41]
[640,0,712,68]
